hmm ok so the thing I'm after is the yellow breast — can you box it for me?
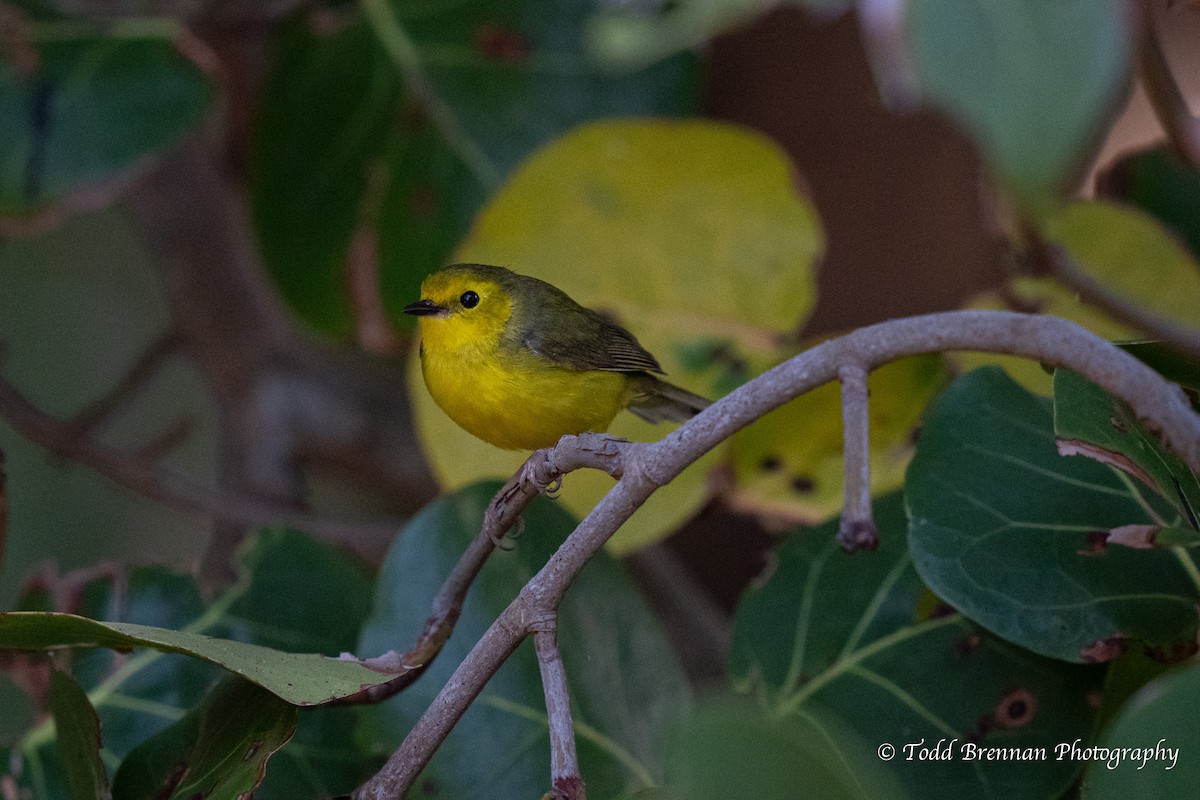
[418,314,633,450]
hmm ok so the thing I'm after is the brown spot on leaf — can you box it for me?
[1081,635,1127,663]
[421,778,440,796]
[1109,414,1129,434]
[244,740,261,761]
[994,688,1036,729]
[473,23,531,61]
[1078,530,1109,556]
[790,475,815,494]
[954,630,983,657]
[759,455,782,473]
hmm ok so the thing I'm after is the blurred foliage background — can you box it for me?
[3,0,1200,798]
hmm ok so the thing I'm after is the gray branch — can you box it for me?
[353,310,1200,797]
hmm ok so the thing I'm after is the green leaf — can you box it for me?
[0,612,393,705]
[1097,144,1200,262]
[1082,663,1199,799]
[111,676,297,800]
[906,0,1131,207]
[0,531,381,706]
[730,492,1104,798]
[49,668,110,800]
[358,482,691,799]
[1118,340,1200,400]
[250,16,400,336]
[0,17,214,218]
[664,698,899,800]
[417,118,824,552]
[3,530,378,800]
[906,368,1200,663]
[1042,199,1200,333]
[1053,368,1200,527]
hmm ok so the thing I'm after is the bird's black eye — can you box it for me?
[460,290,480,309]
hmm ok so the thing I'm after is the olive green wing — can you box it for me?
[509,278,664,374]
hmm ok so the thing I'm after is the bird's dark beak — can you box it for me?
[403,299,448,317]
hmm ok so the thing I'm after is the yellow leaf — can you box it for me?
[411,119,824,552]
[726,354,946,524]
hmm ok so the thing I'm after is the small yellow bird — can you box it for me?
[404,264,711,450]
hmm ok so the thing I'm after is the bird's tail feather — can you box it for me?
[628,375,711,424]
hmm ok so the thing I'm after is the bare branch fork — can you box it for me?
[353,310,1200,799]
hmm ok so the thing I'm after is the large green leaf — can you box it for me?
[907,368,1200,663]
[49,668,110,800]
[1082,663,1199,798]
[2,530,378,800]
[906,0,1131,207]
[358,482,691,799]
[0,17,214,218]
[1053,368,1200,529]
[111,676,297,800]
[730,492,1104,799]
[251,16,399,336]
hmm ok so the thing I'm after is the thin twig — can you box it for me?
[342,518,503,702]
[1140,6,1200,168]
[65,330,183,438]
[534,622,585,800]
[837,364,876,552]
[0,370,408,545]
[354,311,1200,798]
[342,435,628,703]
[1037,240,1200,361]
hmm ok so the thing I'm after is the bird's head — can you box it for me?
[403,264,517,353]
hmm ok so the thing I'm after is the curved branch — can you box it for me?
[353,310,1200,798]
[1140,8,1200,169]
